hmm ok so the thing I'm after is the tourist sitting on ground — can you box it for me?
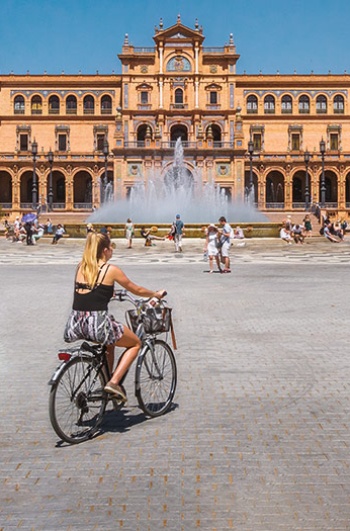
[280,225,293,244]
[323,222,341,243]
[52,223,65,244]
[32,224,44,244]
[332,221,345,241]
[232,226,245,239]
[140,227,165,247]
[291,224,305,244]
[231,226,246,247]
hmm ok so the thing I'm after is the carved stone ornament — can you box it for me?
[12,165,18,174]
[210,65,218,73]
[66,165,72,175]
[93,165,99,174]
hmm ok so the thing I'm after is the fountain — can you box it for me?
[89,138,267,225]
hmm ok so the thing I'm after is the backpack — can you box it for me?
[319,227,324,235]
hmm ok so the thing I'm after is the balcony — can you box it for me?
[49,108,60,115]
[14,108,25,115]
[137,104,152,111]
[66,108,77,115]
[170,103,188,110]
[83,108,95,115]
[101,108,112,114]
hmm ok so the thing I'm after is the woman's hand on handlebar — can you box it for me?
[155,289,167,299]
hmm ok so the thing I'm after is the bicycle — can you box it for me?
[48,290,177,444]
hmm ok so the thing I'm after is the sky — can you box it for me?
[1,0,350,76]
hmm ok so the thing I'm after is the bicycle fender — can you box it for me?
[48,361,68,385]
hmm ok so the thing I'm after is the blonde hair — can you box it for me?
[81,232,110,287]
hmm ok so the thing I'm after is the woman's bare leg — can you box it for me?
[107,327,141,385]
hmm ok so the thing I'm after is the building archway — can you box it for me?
[244,170,258,203]
[292,170,311,204]
[46,171,66,206]
[20,171,37,205]
[170,124,188,142]
[319,170,338,203]
[266,170,284,205]
[137,124,152,142]
[0,171,12,206]
[73,171,93,207]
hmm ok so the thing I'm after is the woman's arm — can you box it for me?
[108,265,165,299]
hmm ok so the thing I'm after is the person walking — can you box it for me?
[218,216,232,273]
[206,224,222,273]
[125,218,134,249]
[63,232,166,402]
[172,214,185,253]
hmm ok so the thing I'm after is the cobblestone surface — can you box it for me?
[1,237,350,529]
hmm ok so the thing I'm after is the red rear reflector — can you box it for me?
[58,352,72,361]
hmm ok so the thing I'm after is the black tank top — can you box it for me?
[73,264,114,311]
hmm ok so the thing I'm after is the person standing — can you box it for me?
[173,214,185,253]
[218,216,232,273]
[206,224,222,273]
[125,218,134,249]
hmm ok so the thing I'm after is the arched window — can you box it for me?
[83,95,95,114]
[170,124,188,142]
[264,95,275,114]
[316,95,327,114]
[334,95,344,114]
[247,95,258,114]
[281,95,292,114]
[66,95,77,114]
[101,95,112,114]
[49,95,60,114]
[31,95,42,115]
[14,95,25,114]
[174,88,184,106]
[299,95,310,114]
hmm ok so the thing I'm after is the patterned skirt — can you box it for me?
[64,310,124,345]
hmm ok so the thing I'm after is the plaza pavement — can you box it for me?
[1,236,350,530]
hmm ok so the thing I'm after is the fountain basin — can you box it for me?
[59,222,281,239]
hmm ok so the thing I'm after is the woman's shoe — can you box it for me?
[104,382,127,402]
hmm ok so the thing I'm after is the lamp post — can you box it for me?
[102,138,109,203]
[47,149,54,211]
[320,138,326,207]
[304,149,310,210]
[248,139,254,202]
[31,139,38,209]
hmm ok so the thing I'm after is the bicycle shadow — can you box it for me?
[100,401,179,435]
[54,402,179,447]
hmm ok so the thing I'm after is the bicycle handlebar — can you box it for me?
[112,289,167,306]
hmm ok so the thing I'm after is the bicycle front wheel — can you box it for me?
[135,339,177,417]
[49,356,107,444]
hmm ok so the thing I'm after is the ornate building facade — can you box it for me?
[1,15,350,219]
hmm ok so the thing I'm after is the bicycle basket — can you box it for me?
[126,306,172,334]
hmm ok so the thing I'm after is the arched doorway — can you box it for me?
[207,124,222,146]
[319,170,338,204]
[73,171,92,208]
[266,171,285,206]
[170,124,188,143]
[292,170,311,205]
[46,171,66,208]
[0,171,13,207]
[244,170,258,204]
[346,172,350,206]
[20,171,37,207]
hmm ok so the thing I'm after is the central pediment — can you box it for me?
[153,19,205,45]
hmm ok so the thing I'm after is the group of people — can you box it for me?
[203,217,232,273]
[280,213,347,244]
[280,214,313,244]
[4,216,65,245]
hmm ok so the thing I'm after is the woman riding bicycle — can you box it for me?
[64,232,166,403]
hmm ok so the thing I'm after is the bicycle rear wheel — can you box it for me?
[49,355,107,444]
[135,339,177,417]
